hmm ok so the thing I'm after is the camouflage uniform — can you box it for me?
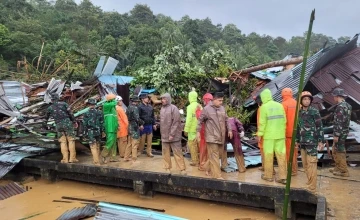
[333,100,352,152]
[296,101,324,193]
[125,97,144,161]
[296,106,325,156]
[83,108,103,144]
[332,100,352,176]
[45,95,77,163]
[83,100,104,165]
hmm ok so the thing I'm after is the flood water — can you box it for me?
[0,178,276,220]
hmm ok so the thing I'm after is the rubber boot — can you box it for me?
[90,143,100,165]
[146,133,154,157]
[68,136,78,163]
[59,135,69,163]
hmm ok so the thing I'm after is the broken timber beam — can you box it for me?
[69,82,100,108]
[229,57,303,80]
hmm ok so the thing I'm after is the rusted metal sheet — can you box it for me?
[0,182,26,200]
[57,204,97,220]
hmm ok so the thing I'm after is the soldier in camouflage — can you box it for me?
[295,91,324,193]
[83,98,104,165]
[124,96,144,163]
[45,93,78,163]
[330,88,352,177]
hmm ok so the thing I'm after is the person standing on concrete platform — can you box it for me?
[160,93,186,175]
[100,94,119,163]
[115,96,129,159]
[45,93,78,163]
[184,89,201,166]
[124,96,144,164]
[330,88,352,177]
[281,88,298,176]
[197,92,232,179]
[296,91,324,193]
[257,89,287,184]
[197,93,213,171]
[83,98,103,165]
[228,117,246,173]
[254,95,265,171]
[138,94,156,157]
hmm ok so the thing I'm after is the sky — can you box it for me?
[76,0,359,40]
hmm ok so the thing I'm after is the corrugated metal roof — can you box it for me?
[0,182,26,200]
[245,34,359,107]
[57,204,97,220]
[0,143,57,178]
[98,75,134,85]
[0,81,28,105]
[95,202,187,220]
[310,45,360,106]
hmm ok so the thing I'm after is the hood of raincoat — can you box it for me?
[188,91,198,103]
[203,93,213,105]
[260,89,273,104]
[281,88,293,101]
[160,93,172,105]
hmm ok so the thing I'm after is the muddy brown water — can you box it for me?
[0,179,276,220]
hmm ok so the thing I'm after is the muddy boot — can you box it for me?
[59,135,69,163]
[90,143,100,165]
[261,174,274,182]
[180,170,187,176]
[100,146,110,164]
[329,167,340,173]
[334,152,349,177]
[68,136,78,163]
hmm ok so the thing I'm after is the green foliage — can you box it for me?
[0,24,10,47]
[133,45,205,97]
[226,105,254,125]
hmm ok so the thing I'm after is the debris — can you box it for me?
[229,57,303,79]
[0,182,26,200]
[57,203,97,220]
[62,196,166,212]
[95,202,185,220]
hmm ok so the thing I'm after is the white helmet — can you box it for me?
[116,96,123,101]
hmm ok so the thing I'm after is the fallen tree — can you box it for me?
[229,57,303,80]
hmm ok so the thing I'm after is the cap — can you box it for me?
[50,93,59,100]
[130,95,140,102]
[332,88,348,97]
[106,93,116,101]
[139,93,149,99]
[87,98,97,105]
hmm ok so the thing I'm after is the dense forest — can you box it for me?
[0,0,353,96]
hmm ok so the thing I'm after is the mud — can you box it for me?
[0,179,276,220]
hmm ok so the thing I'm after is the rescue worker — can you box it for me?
[257,89,287,184]
[160,93,186,175]
[184,89,201,166]
[281,88,298,175]
[228,117,246,173]
[100,93,119,163]
[45,93,78,163]
[138,94,156,157]
[116,96,129,158]
[82,98,103,165]
[197,92,232,180]
[254,95,264,171]
[330,88,352,177]
[295,91,324,193]
[124,95,144,163]
[197,93,213,171]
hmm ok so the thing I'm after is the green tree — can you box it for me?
[101,35,117,56]
[0,24,10,48]
[129,25,161,57]
[182,19,206,47]
[337,36,351,44]
[130,4,156,25]
[102,12,129,38]
[222,24,244,45]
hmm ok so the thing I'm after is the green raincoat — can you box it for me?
[103,99,118,150]
[184,91,200,140]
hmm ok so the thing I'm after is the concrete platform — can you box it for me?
[12,151,334,220]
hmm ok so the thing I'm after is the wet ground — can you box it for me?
[0,179,275,220]
[1,150,360,219]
